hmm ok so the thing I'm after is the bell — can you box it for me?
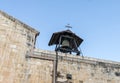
[61,39,70,48]
[59,37,72,53]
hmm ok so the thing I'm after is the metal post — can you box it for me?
[53,60,55,83]
[53,50,58,83]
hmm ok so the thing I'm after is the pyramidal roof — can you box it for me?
[0,10,39,36]
[48,29,83,46]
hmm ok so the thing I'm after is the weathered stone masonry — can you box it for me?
[33,49,120,83]
[0,10,120,83]
[0,10,39,83]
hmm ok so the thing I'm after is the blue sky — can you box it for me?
[0,0,120,62]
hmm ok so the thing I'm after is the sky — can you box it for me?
[0,0,120,62]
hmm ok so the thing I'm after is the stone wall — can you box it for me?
[32,49,120,83]
[0,10,39,83]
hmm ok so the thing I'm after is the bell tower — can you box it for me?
[48,25,83,55]
[48,25,83,83]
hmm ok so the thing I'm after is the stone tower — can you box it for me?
[0,10,39,83]
[0,10,120,83]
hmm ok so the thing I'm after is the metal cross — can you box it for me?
[65,24,72,29]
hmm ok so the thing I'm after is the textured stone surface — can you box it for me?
[0,10,39,83]
[34,49,120,83]
[33,49,120,83]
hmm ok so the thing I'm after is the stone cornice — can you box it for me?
[31,49,120,67]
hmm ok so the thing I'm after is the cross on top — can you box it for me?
[65,24,72,29]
